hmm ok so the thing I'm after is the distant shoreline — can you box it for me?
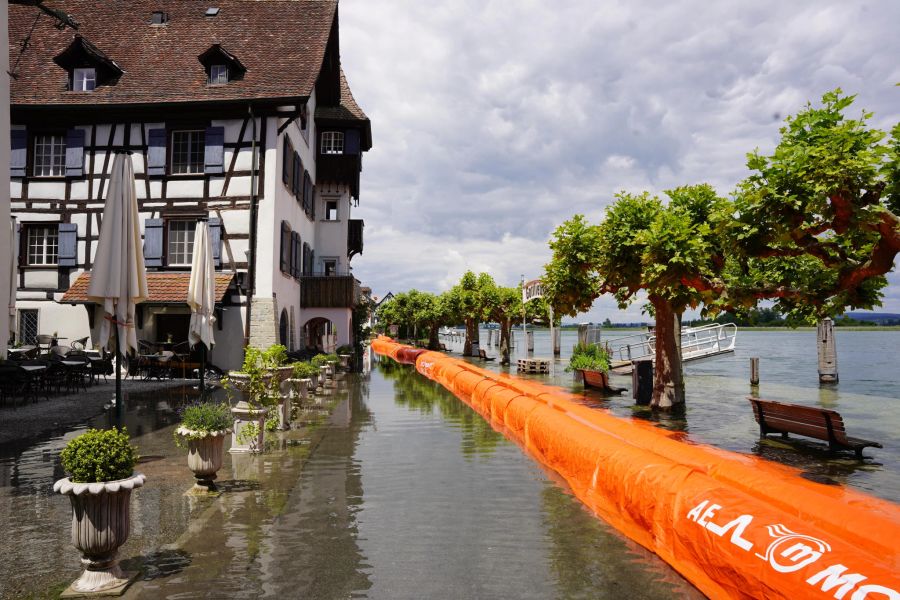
[521,325,900,332]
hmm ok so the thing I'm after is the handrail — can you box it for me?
[603,323,737,363]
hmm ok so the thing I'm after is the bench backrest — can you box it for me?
[748,398,849,445]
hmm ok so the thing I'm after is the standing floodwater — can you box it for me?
[256,359,701,599]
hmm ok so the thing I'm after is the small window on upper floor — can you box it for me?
[209,64,229,85]
[170,130,205,175]
[25,224,59,265]
[73,67,96,91]
[321,131,344,155]
[33,134,66,177]
[325,201,338,221]
[166,220,197,266]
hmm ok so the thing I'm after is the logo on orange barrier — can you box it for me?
[687,499,899,599]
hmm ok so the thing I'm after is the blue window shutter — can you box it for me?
[143,218,164,266]
[204,126,225,174]
[344,129,360,155]
[147,129,167,175]
[292,153,301,198]
[58,223,78,266]
[65,129,85,177]
[10,129,27,177]
[208,217,222,268]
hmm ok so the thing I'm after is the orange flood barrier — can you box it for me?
[372,336,900,600]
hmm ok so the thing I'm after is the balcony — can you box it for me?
[348,219,364,259]
[316,154,361,198]
[300,273,361,309]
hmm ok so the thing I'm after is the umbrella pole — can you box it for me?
[199,343,206,394]
[115,331,123,426]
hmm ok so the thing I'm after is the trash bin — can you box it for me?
[632,359,653,405]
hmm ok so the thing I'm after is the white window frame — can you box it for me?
[209,64,229,85]
[25,224,59,265]
[33,134,66,177]
[73,67,96,91]
[320,131,344,155]
[170,130,205,175]
[322,257,338,277]
[166,220,197,266]
[324,199,339,221]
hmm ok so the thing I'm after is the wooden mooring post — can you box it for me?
[750,357,760,385]
[817,318,838,384]
[552,327,561,356]
[526,330,534,353]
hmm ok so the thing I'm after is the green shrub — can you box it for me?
[336,344,354,355]
[262,344,288,368]
[181,402,232,432]
[291,361,319,379]
[565,343,611,373]
[60,428,138,483]
[310,353,330,367]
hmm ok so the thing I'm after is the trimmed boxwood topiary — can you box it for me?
[60,428,139,483]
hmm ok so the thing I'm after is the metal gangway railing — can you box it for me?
[604,323,737,368]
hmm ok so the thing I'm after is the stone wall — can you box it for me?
[249,297,279,349]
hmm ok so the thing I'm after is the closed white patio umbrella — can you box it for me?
[87,152,148,409]
[187,220,216,391]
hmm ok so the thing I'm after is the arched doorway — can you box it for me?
[279,309,289,347]
[303,317,335,353]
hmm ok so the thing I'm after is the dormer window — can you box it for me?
[73,67,96,91]
[198,44,245,85]
[54,35,122,92]
[209,64,229,85]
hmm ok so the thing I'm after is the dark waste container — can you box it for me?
[632,359,653,405]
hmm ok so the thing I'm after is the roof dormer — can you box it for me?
[198,44,246,85]
[53,35,123,92]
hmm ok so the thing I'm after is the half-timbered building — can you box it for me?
[7,0,371,369]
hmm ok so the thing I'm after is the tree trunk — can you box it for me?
[463,319,474,356]
[499,319,512,365]
[650,296,685,409]
[428,323,440,351]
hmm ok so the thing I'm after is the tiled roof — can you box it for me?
[9,0,337,106]
[316,68,368,122]
[62,272,235,304]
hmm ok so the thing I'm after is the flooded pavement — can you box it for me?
[1,359,702,599]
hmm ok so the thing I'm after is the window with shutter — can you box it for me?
[147,129,167,175]
[10,129,27,177]
[143,218,164,266]
[291,232,300,278]
[344,129,360,155]
[280,221,291,274]
[282,137,293,187]
[65,129,85,177]
[57,223,78,266]
[204,126,225,174]
[208,217,223,268]
[292,152,301,199]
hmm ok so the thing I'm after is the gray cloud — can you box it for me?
[341,0,900,320]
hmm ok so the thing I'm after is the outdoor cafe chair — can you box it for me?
[0,364,34,406]
[70,336,89,350]
[35,334,54,355]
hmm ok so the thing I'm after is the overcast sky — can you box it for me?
[339,1,900,322]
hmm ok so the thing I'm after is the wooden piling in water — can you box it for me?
[750,357,759,385]
[817,318,839,384]
[526,330,534,352]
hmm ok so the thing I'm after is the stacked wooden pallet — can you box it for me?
[517,358,550,373]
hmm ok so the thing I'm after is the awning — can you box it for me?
[62,272,235,305]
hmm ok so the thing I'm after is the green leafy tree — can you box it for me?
[692,90,900,321]
[446,271,497,356]
[545,184,729,409]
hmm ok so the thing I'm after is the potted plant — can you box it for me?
[175,401,232,493]
[53,428,143,595]
[223,347,270,453]
[288,361,319,403]
[336,344,354,371]
[263,344,292,382]
[566,342,612,390]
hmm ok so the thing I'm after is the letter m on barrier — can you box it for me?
[807,565,867,599]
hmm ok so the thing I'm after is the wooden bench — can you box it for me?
[748,397,882,458]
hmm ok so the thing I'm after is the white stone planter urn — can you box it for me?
[287,378,310,403]
[176,428,229,492]
[273,366,294,383]
[53,473,146,596]
[230,402,267,453]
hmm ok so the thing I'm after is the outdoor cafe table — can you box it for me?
[19,365,47,373]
